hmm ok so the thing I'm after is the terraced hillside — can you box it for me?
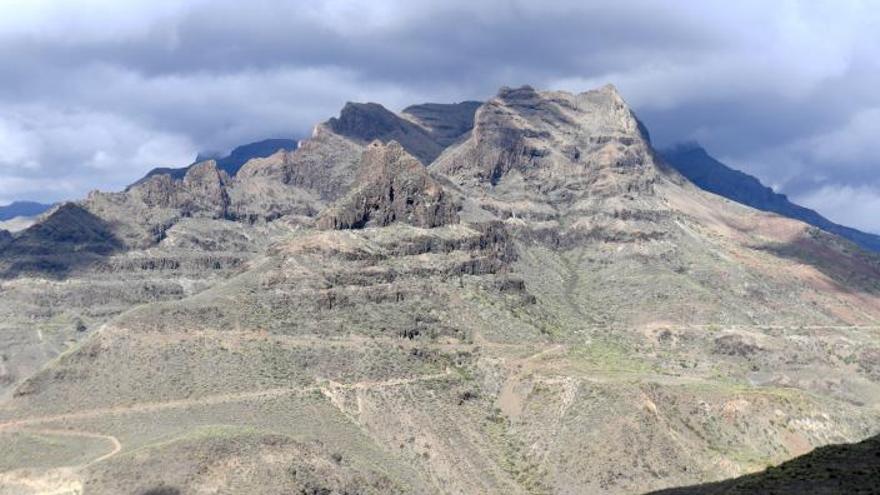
[1,85,879,494]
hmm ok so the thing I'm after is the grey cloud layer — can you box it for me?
[1,0,878,232]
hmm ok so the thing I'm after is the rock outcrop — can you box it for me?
[317,141,460,229]
[432,84,658,202]
[179,161,231,218]
[127,160,230,217]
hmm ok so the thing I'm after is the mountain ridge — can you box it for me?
[661,143,880,252]
[129,138,300,187]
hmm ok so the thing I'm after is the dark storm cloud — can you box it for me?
[1,0,878,232]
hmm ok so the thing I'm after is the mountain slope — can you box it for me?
[1,84,880,495]
[661,143,880,252]
[401,101,482,147]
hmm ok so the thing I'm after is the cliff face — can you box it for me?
[317,141,459,230]
[432,84,657,200]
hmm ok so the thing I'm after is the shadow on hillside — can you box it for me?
[645,433,880,495]
[0,203,123,279]
[139,487,181,495]
[755,230,880,296]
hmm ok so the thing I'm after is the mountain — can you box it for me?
[0,203,123,278]
[0,201,53,221]
[1,85,880,495]
[132,138,299,186]
[661,143,880,252]
[327,102,448,164]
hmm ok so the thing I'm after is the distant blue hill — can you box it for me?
[661,143,880,253]
[130,138,298,187]
[0,201,53,221]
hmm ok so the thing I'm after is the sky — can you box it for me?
[0,0,878,233]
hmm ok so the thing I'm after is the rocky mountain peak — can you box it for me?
[329,102,401,138]
[327,102,443,164]
[596,82,623,99]
[183,160,226,184]
[317,140,459,230]
[181,160,231,218]
[432,84,658,203]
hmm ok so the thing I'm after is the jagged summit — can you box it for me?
[327,101,444,164]
[431,84,659,207]
[317,140,459,229]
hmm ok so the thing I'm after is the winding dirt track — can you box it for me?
[15,428,122,466]
[0,369,454,469]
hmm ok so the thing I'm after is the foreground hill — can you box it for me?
[1,85,879,494]
[648,433,880,494]
[662,143,880,253]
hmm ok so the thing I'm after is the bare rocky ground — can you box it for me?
[1,85,879,494]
